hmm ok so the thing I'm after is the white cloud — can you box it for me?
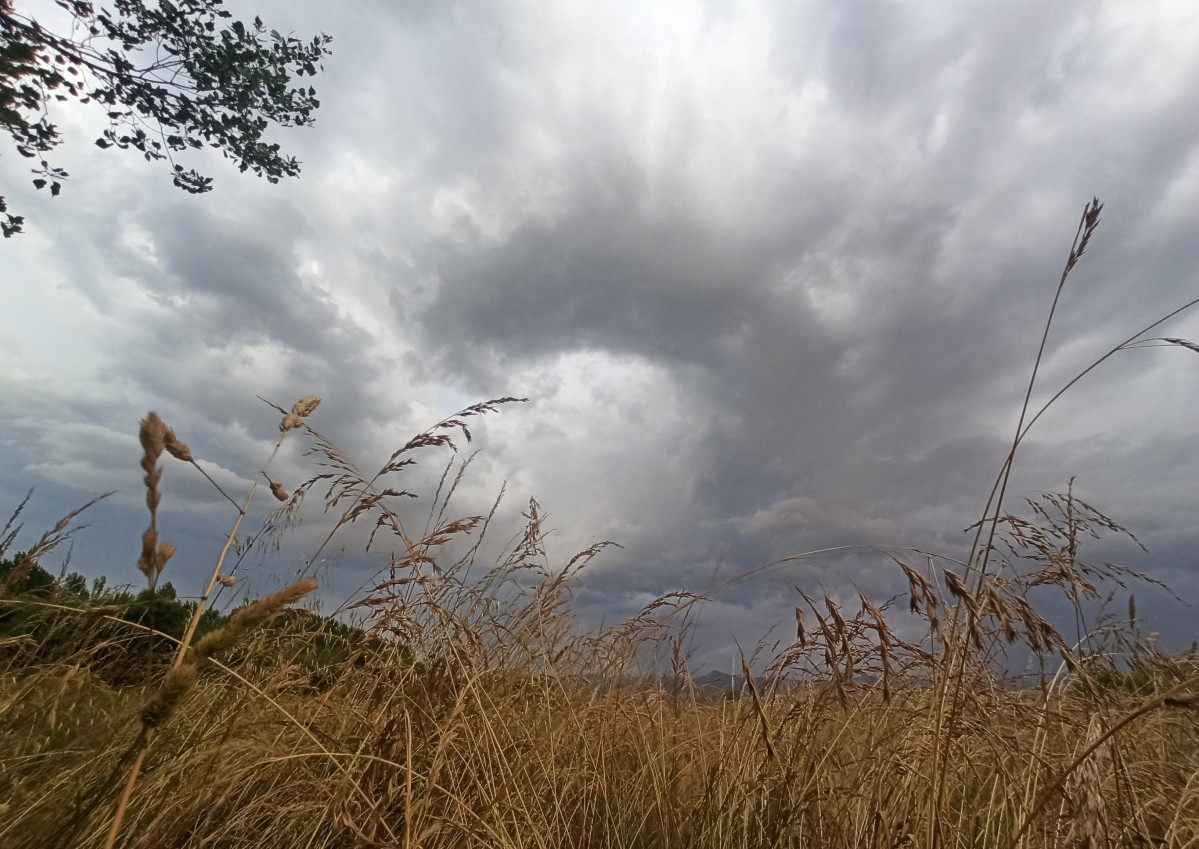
[738,496,902,542]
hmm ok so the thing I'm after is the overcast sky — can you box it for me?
[3,0,1199,671]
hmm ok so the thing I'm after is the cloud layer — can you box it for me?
[3,0,1198,666]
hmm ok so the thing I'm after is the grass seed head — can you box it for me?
[291,396,321,417]
[139,413,167,463]
[155,542,175,573]
[140,663,199,728]
[163,428,193,462]
[280,396,320,432]
[137,527,158,583]
[193,578,318,662]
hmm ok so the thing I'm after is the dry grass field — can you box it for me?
[2,200,1198,848]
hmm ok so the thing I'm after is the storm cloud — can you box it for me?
[3,0,1198,667]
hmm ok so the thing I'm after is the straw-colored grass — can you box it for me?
[2,199,1199,848]
[1,639,1196,848]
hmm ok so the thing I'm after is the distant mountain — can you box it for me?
[691,669,746,693]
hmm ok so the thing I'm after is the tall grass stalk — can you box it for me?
[925,199,1199,847]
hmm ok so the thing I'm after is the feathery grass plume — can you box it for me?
[292,396,525,580]
[0,492,110,597]
[859,593,893,703]
[926,193,1199,841]
[969,199,1106,592]
[103,400,328,849]
[966,200,1199,605]
[171,394,323,667]
[0,490,32,563]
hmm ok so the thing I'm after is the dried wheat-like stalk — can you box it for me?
[293,396,525,580]
[968,198,1105,592]
[1067,714,1110,849]
[136,413,174,590]
[741,655,776,761]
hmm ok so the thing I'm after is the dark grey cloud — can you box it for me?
[3,0,1198,668]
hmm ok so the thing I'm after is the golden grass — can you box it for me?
[1,641,1196,848]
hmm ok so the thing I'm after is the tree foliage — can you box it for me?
[0,553,399,689]
[0,0,331,236]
